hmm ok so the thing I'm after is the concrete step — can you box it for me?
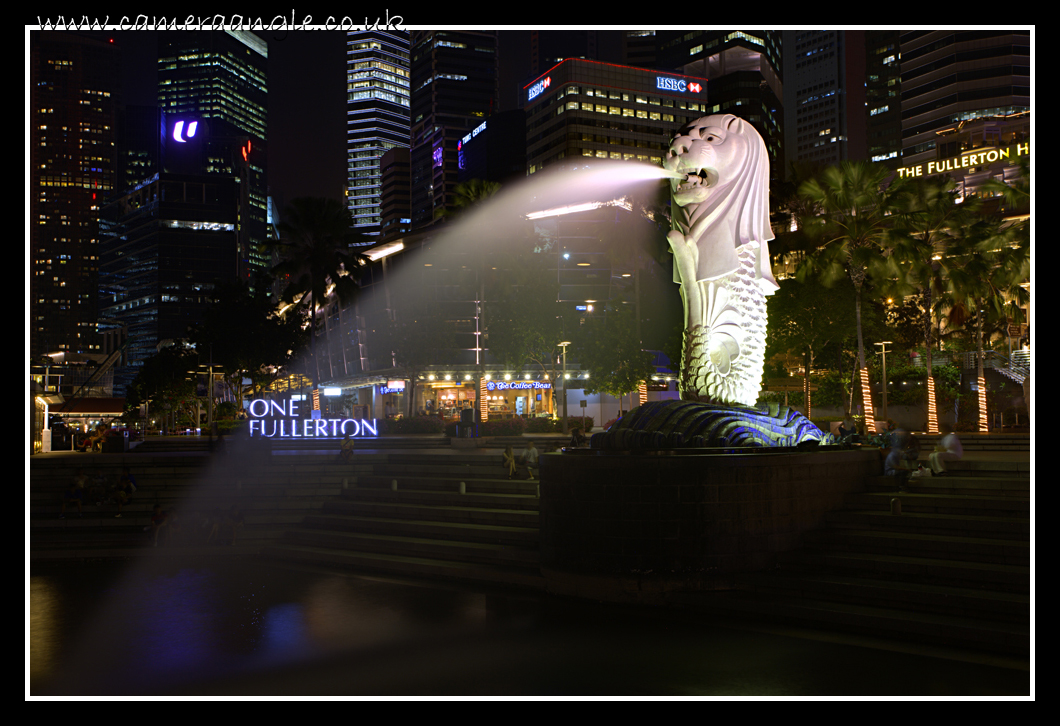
[867,476,1030,497]
[702,590,1029,655]
[320,499,540,528]
[931,460,1031,477]
[801,528,1030,567]
[282,528,539,568]
[357,463,516,479]
[778,549,1029,593]
[846,491,1030,517]
[353,475,539,496]
[824,509,1030,540]
[738,571,1029,623]
[340,487,540,511]
[301,513,539,547]
[261,543,544,590]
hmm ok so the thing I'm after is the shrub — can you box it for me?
[216,419,245,434]
[379,416,445,434]
[526,417,557,433]
[562,416,593,433]
[480,418,527,436]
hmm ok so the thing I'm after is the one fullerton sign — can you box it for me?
[247,399,378,438]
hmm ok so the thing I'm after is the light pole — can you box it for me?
[875,341,893,424]
[559,341,571,435]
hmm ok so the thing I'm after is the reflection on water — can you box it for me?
[30,559,541,696]
[30,559,1030,697]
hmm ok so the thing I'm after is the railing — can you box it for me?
[967,350,1030,384]
[910,348,1029,383]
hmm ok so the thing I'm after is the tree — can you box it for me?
[268,197,365,399]
[375,305,457,417]
[188,281,306,411]
[434,178,502,221]
[573,303,656,411]
[945,218,1028,432]
[125,344,199,432]
[765,277,857,417]
[797,161,899,430]
[881,175,976,432]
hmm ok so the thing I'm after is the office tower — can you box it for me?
[783,30,867,171]
[524,59,708,175]
[379,147,411,241]
[117,105,163,194]
[30,31,120,359]
[98,134,245,395]
[346,30,411,240]
[409,30,499,229]
[456,109,526,186]
[657,30,784,180]
[622,31,657,69]
[865,30,903,166]
[531,30,597,78]
[898,31,1029,172]
[523,59,706,307]
[157,30,268,285]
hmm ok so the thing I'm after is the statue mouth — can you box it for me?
[675,168,714,194]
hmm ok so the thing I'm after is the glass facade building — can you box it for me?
[157,30,269,286]
[346,30,411,240]
[524,58,709,174]
[409,30,499,229]
[30,32,120,359]
[783,30,867,170]
[898,30,1029,169]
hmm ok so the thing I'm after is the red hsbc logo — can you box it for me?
[689,82,702,93]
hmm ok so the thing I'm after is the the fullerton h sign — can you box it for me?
[896,141,1029,179]
[247,399,378,438]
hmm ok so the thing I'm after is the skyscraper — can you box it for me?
[864,30,903,167]
[346,30,411,240]
[30,31,120,359]
[783,30,867,171]
[530,30,597,78]
[409,30,499,228]
[898,31,1029,170]
[157,30,268,285]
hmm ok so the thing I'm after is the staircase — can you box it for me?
[720,456,1031,656]
[263,452,544,590]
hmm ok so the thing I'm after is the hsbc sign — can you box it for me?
[656,77,702,94]
[527,76,551,102]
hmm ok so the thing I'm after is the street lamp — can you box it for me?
[559,341,571,435]
[875,341,893,424]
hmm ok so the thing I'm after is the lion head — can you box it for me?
[664,114,778,292]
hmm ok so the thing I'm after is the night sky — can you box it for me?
[93,28,624,216]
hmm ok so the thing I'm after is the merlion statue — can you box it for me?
[663,114,778,407]
[589,115,834,450]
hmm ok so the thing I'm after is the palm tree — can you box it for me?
[434,179,502,221]
[945,218,1028,432]
[269,198,365,404]
[882,176,977,433]
[796,161,898,432]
